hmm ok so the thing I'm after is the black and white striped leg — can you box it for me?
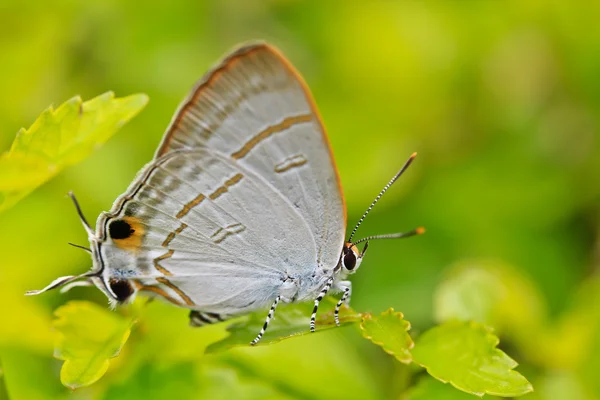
[310,276,334,332]
[334,281,352,326]
[250,295,281,345]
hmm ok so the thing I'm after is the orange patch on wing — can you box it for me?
[112,216,145,252]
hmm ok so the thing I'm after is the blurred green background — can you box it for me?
[1,1,599,399]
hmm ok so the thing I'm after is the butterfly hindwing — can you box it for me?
[97,148,317,313]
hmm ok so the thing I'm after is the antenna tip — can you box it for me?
[416,227,426,235]
[410,152,417,159]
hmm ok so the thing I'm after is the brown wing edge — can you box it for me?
[154,42,347,226]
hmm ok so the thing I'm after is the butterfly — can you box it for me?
[27,42,423,344]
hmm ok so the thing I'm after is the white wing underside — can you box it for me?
[98,43,346,313]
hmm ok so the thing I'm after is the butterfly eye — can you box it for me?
[343,250,357,270]
[108,279,134,302]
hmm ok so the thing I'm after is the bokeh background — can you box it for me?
[1,1,599,399]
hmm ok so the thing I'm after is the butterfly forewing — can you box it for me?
[156,43,346,270]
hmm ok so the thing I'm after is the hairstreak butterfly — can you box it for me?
[27,42,423,344]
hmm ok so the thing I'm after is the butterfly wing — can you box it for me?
[155,43,346,269]
[96,43,345,316]
[97,148,317,313]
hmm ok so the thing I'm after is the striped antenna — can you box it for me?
[347,152,417,243]
[351,227,425,246]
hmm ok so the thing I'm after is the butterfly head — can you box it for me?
[340,242,367,274]
[86,239,137,308]
[341,152,425,275]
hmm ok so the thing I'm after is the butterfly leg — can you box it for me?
[250,295,281,345]
[310,276,334,332]
[334,281,352,326]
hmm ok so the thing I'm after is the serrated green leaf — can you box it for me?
[53,301,134,389]
[360,308,414,364]
[206,296,362,353]
[412,321,533,398]
[0,92,148,213]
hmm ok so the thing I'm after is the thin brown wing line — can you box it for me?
[176,193,206,219]
[156,277,195,306]
[274,154,308,173]
[212,224,246,244]
[162,222,188,247]
[207,173,244,200]
[154,42,347,225]
[132,280,185,307]
[210,223,244,238]
[153,249,174,276]
[230,114,313,160]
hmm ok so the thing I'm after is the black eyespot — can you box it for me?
[343,250,357,270]
[109,219,134,239]
[109,279,134,302]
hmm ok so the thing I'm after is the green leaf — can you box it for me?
[360,308,414,364]
[206,296,362,353]
[434,261,545,339]
[433,260,547,366]
[405,376,497,400]
[0,92,148,213]
[52,301,134,389]
[412,321,533,398]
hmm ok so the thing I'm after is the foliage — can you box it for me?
[206,297,362,353]
[412,321,532,397]
[0,92,148,213]
[360,309,414,364]
[53,301,134,389]
[49,294,531,397]
[1,1,600,399]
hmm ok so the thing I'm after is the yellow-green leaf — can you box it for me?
[360,308,414,364]
[53,301,134,389]
[434,261,545,338]
[405,376,498,400]
[0,92,148,213]
[206,297,362,353]
[412,321,533,398]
